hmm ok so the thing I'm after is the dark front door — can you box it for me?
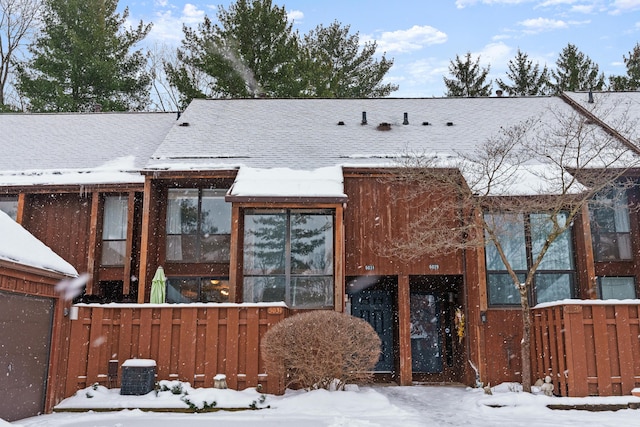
[410,292,442,373]
[350,288,394,372]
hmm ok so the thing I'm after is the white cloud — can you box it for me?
[182,3,206,24]
[145,3,207,44]
[537,0,578,6]
[374,25,447,54]
[476,42,513,68]
[287,10,304,23]
[456,0,535,8]
[610,0,640,14]
[492,34,513,41]
[519,17,569,32]
[570,4,595,13]
[389,57,450,97]
[517,17,589,33]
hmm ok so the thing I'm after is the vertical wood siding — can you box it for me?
[23,193,92,273]
[64,304,288,398]
[343,174,464,276]
[532,303,640,396]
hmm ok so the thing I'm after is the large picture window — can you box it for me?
[101,196,128,266]
[243,209,334,308]
[485,212,575,306]
[590,188,632,261]
[166,188,231,263]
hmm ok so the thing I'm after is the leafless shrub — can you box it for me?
[261,310,381,391]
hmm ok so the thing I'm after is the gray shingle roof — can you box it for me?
[564,91,640,147]
[147,97,572,171]
[0,111,176,177]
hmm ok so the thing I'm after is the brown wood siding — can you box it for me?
[343,175,463,277]
[64,304,288,396]
[532,303,640,396]
[22,193,92,274]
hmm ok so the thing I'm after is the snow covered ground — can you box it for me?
[5,382,640,427]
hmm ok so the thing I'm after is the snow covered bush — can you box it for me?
[261,310,381,391]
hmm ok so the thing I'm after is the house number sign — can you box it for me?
[429,264,440,270]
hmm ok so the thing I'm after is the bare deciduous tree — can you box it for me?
[0,0,40,110]
[146,43,183,112]
[386,97,640,392]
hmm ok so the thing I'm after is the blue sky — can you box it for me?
[123,0,640,97]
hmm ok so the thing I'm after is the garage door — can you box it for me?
[0,291,54,422]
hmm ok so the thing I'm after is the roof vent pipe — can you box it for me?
[588,90,594,104]
[361,111,367,125]
[403,112,409,125]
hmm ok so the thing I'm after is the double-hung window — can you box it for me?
[243,209,334,308]
[166,188,231,263]
[590,188,632,261]
[485,212,575,306]
[101,196,128,266]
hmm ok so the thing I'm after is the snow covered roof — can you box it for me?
[0,210,77,276]
[564,91,640,148]
[0,112,177,186]
[2,96,638,197]
[146,97,572,171]
[148,96,640,196]
[227,166,347,201]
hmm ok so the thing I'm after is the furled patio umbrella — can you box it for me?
[150,266,166,304]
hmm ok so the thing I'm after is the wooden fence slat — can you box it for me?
[156,308,173,380]
[613,305,634,395]
[204,308,220,387]
[563,305,589,397]
[226,308,240,389]
[138,309,153,359]
[118,309,133,365]
[548,308,560,382]
[65,307,88,397]
[554,307,568,396]
[592,305,613,396]
[178,308,197,383]
[245,307,260,388]
[86,307,104,384]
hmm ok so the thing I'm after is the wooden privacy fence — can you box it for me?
[64,303,289,398]
[531,302,640,397]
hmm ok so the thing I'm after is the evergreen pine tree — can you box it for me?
[166,1,398,107]
[550,43,605,93]
[16,0,151,112]
[302,21,397,98]
[496,49,550,96]
[443,52,492,97]
[608,42,640,91]
[165,0,304,105]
